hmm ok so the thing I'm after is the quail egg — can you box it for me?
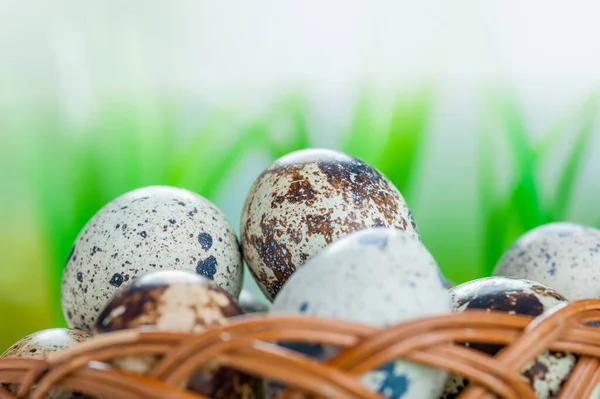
[269,228,450,399]
[62,185,243,332]
[94,270,260,399]
[241,148,419,301]
[1,328,92,399]
[493,222,600,300]
[441,276,576,399]
[238,289,271,314]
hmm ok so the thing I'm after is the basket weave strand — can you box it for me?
[2,299,600,398]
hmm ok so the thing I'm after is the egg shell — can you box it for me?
[2,328,90,358]
[238,289,271,314]
[269,228,450,399]
[94,270,243,333]
[492,222,600,300]
[94,270,260,399]
[62,185,243,332]
[1,328,92,399]
[441,276,576,399]
[241,148,419,301]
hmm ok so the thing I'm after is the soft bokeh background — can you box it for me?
[2,1,600,351]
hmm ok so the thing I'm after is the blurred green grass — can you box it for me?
[478,86,600,275]
[1,85,599,351]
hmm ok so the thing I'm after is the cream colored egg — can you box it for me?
[1,328,92,399]
[61,185,243,332]
[493,222,600,300]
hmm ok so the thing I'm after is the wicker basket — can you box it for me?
[3,298,600,399]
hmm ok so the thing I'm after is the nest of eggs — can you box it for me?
[3,149,600,399]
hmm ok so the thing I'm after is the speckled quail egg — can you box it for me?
[241,148,419,301]
[492,222,600,300]
[94,270,260,399]
[440,276,576,399]
[268,228,451,399]
[1,328,92,399]
[61,185,243,332]
[238,289,271,314]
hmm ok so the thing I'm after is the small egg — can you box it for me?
[441,276,576,399]
[1,328,92,399]
[492,222,600,300]
[269,228,450,399]
[61,185,243,332]
[238,289,271,314]
[2,328,90,358]
[94,270,261,399]
[241,148,419,301]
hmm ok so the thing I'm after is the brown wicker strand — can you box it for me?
[44,330,142,364]
[320,331,534,397]
[166,339,382,399]
[161,330,360,383]
[49,366,207,399]
[45,330,187,365]
[151,316,373,379]
[557,356,599,399]
[422,345,534,398]
[581,360,600,398]
[32,343,172,399]
[15,362,47,399]
[324,311,530,370]
[219,348,383,399]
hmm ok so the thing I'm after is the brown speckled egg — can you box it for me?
[1,328,92,399]
[94,270,261,399]
[441,276,575,399]
[241,148,419,301]
[62,185,243,332]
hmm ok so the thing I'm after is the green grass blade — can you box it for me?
[375,85,436,196]
[134,98,179,185]
[196,121,270,200]
[24,110,77,307]
[534,92,600,162]
[477,117,498,222]
[477,114,502,275]
[552,93,599,220]
[340,87,391,164]
[535,109,581,163]
[171,110,271,199]
[166,108,236,188]
[489,88,546,229]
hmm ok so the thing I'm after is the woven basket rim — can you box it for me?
[2,298,600,399]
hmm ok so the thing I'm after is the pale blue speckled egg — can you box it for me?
[268,228,451,399]
[493,222,600,300]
